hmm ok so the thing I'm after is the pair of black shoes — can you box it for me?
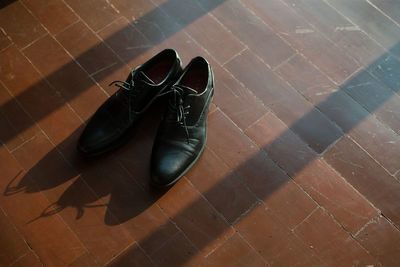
[77,49,214,187]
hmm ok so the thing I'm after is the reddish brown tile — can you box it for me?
[55,21,121,76]
[237,150,317,230]
[23,35,108,121]
[65,0,120,32]
[296,159,378,234]
[22,0,78,35]
[10,130,136,264]
[107,243,153,267]
[225,50,342,153]
[0,1,46,48]
[207,109,259,169]
[147,1,242,65]
[130,3,181,46]
[244,113,315,176]
[207,0,294,68]
[0,208,30,266]
[0,45,82,145]
[186,147,258,223]
[283,0,384,67]
[368,55,400,97]
[0,146,86,266]
[244,0,360,84]
[207,233,267,266]
[10,252,43,267]
[186,14,245,65]
[370,0,400,24]
[157,178,234,255]
[108,0,155,20]
[120,203,179,255]
[324,136,400,228]
[68,253,100,267]
[0,82,41,151]
[295,208,379,266]
[356,215,400,266]
[343,70,400,134]
[318,91,400,174]
[150,232,211,267]
[235,203,322,266]
[279,57,400,174]
[97,17,153,69]
[276,53,336,102]
[0,45,44,95]
[0,29,12,51]
[246,113,378,234]
[326,0,400,57]
[213,77,268,131]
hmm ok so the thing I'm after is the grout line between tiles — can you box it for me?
[271,52,298,71]
[52,19,82,38]
[221,46,248,66]
[365,0,400,29]
[291,206,320,232]
[235,231,272,266]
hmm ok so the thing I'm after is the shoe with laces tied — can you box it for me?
[78,49,182,156]
[150,56,214,187]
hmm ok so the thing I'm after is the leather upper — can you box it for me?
[78,49,182,156]
[151,56,214,186]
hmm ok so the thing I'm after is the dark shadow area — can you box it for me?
[0,0,17,9]
[4,103,169,225]
[0,0,227,145]
[106,42,400,265]
[2,0,400,265]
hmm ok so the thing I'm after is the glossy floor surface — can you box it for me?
[1,0,400,266]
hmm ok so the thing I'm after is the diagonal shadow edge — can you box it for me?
[15,40,397,266]
[1,0,399,265]
[105,42,400,266]
[0,0,228,145]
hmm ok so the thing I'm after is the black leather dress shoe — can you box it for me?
[150,56,214,187]
[78,49,182,156]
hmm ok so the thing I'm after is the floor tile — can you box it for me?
[356,215,400,266]
[107,243,153,267]
[207,233,267,267]
[23,34,108,121]
[246,113,378,234]
[65,0,120,32]
[55,21,121,76]
[294,208,379,266]
[324,136,400,228]
[208,0,294,68]
[150,232,211,267]
[186,147,258,223]
[22,0,79,35]
[0,1,46,48]
[326,0,400,57]
[157,178,234,255]
[235,203,322,266]
[244,0,360,84]
[0,207,30,267]
[226,49,342,153]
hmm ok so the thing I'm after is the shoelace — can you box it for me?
[109,77,140,122]
[159,85,191,143]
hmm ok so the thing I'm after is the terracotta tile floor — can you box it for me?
[1,0,400,266]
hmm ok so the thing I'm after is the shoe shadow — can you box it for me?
[4,102,170,225]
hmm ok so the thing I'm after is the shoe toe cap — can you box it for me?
[151,147,194,187]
